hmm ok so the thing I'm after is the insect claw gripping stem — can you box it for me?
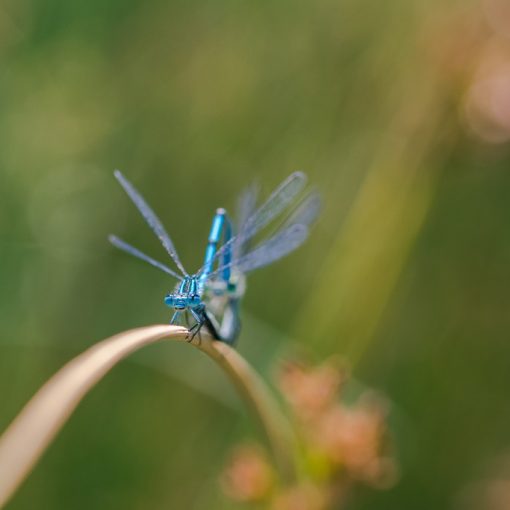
[186,321,204,343]
[185,326,195,342]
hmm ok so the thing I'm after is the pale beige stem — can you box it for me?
[199,340,295,480]
[0,325,295,508]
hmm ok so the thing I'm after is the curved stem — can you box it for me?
[0,325,296,508]
[198,339,296,480]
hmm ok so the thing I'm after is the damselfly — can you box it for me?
[109,170,320,344]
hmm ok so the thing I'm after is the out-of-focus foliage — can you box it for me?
[1,0,510,508]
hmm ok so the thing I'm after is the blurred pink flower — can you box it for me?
[220,444,274,503]
[277,359,346,422]
[464,39,510,143]
[222,358,397,509]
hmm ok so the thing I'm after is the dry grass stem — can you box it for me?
[0,325,295,508]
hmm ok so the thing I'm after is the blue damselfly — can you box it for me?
[109,170,320,344]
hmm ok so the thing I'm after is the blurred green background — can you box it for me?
[2,0,510,508]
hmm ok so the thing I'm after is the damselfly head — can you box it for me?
[164,294,184,310]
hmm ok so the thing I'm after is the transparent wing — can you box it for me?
[197,172,307,275]
[241,171,307,241]
[237,182,259,232]
[114,170,188,276]
[282,191,322,229]
[233,182,259,260]
[109,235,183,280]
[207,224,309,277]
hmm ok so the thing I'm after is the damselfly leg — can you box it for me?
[184,310,191,328]
[186,306,215,343]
